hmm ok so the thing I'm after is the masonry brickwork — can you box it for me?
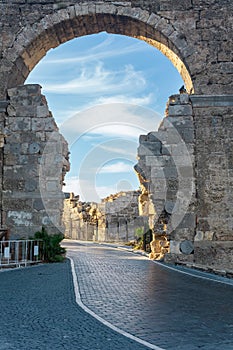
[136,93,233,270]
[0,1,232,270]
[0,1,232,97]
[135,93,196,262]
[2,84,70,239]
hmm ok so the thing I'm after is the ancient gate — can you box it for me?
[0,1,232,269]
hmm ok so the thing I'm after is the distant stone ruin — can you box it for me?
[63,191,148,243]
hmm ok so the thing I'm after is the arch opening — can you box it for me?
[25,31,184,204]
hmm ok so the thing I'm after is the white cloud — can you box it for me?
[63,176,117,202]
[63,175,136,202]
[88,124,146,140]
[53,94,155,127]
[95,185,118,201]
[43,63,146,95]
[94,94,154,106]
[41,36,145,66]
[60,103,161,145]
[99,161,133,174]
[97,144,136,158]
[63,177,82,197]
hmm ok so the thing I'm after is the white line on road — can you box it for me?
[68,256,165,350]
[153,261,233,286]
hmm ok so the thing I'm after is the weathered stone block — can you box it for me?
[36,105,49,118]
[168,104,193,116]
[8,117,31,131]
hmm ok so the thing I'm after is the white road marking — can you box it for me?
[153,261,233,286]
[68,256,165,350]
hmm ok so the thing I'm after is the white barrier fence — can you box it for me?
[0,240,44,268]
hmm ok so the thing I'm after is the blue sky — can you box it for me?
[26,32,183,202]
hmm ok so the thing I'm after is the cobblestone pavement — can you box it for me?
[0,259,151,350]
[64,240,233,350]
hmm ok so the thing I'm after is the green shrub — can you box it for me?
[34,227,66,263]
[135,227,144,242]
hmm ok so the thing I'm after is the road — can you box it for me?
[65,240,233,350]
[0,240,233,349]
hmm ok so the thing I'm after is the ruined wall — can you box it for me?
[0,1,232,269]
[136,94,233,270]
[63,194,96,241]
[2,84,70,239]
[135,93,196,263]
[63,191,147,243]
[97,191,148,242]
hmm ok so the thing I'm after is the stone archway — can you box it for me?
[1,3,195,96]
[0,1,233,271]
[0,2,195,237]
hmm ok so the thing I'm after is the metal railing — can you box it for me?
[0,240,44,268]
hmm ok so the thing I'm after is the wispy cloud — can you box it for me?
[99,161,133,174]
[53,93,155,127]
[63,176,135,202]
[42,37,145,65]
[87,125,146,139]
[97,144,136,158]
[43,63,146,95]
[94,94,154,106]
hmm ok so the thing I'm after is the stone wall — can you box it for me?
[135,93,196,262]
[192,96,233,270]
[63,191,148,243]
[2,84,70,239]
[97,191,148,242]
[63,193,96,241]
[0,101,7,227]
[136,93,233,270]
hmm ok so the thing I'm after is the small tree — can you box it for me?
[34,227,66,262]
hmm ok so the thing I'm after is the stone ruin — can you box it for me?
[1,84,70,239]
[0,0,233,272]
[135,93,195,262]
[63,191,148,243]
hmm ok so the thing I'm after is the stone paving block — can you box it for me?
[64,242,233,350]
[0,260,151,350]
